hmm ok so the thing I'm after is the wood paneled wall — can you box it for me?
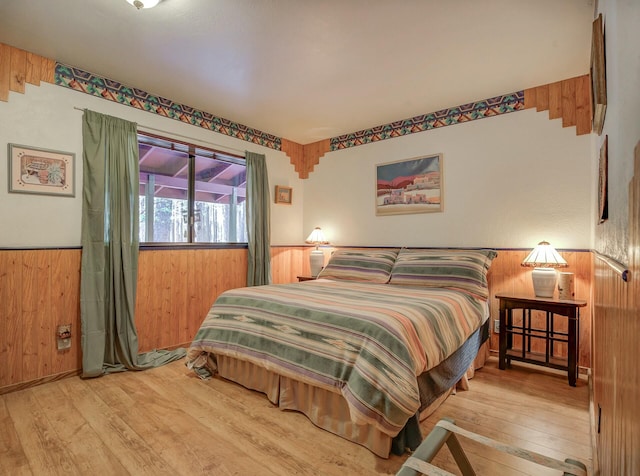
[135,249,247,353]
[592,142,640,474]
[487,249,592,369]
[0,248,247,393]
[281,138,331,179]
[0,42,55,102]
[0,250,82,392]
[524,74,592,135]
[0,246,592,393]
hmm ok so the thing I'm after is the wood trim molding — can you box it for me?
[524,74,592,135]
[281,138,331,179]
[0,43,55,102]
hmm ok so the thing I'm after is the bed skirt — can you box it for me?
[213,338,489,458]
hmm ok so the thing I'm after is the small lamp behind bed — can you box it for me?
[305,227,329,276]
[521,241,568,298]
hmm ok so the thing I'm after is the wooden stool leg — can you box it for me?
[445,433,476,476]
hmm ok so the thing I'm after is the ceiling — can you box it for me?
[0,0,594,145]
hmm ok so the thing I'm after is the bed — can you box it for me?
[186,247,497,458]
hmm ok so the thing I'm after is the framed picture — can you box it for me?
[8,144,75,197]
[275,185,292,204]
[376,153,443,216]
[591,13,607,135]
[598,135,608,224]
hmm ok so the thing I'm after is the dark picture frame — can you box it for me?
[591,13,607,135]
[598,135,608,224]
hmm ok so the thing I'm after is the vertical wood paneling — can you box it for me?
[486,250,591,368]
[281,139,331,179]
[575,74,592,135]
[189,249,214,341]
[0,43,55,102]
[134,248,247,353]
[50,250,76,375]
[561,79,577,127]
[41,57,55,84]
[169,250,189,348]
[524,75,590,136]
[548,81,563,120]
[184,250,199,343]
[281,138,304,178]
[9,47,26,94]
[0,252,22,387]
[523,88,536,109]
[25,52,41,86]
[0,247,593,393]
[21,251,52,381]
[535,84,549,112]
[0,43,10,102]
[592,141,640,474]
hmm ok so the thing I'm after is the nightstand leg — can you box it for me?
[499,307,507,370]
[568,311,577,387]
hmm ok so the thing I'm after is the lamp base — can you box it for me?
[309,249,324,277]
[531,268,557,298]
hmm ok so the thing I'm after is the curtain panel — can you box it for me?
[80,109,184,377]
[245,151,272,286]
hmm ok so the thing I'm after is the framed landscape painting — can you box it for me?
[376,153,443,216]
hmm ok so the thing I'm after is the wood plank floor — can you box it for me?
[0,356,592,475]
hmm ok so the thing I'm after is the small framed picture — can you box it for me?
[275,185,292,204]
[8,143,76,197]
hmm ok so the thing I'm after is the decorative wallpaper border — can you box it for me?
[54,63,282,150]
[329,92,524,150]
[55,62,524,153]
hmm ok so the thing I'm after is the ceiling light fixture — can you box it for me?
[126,0,161,9]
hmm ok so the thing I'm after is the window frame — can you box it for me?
[137,131,248,249]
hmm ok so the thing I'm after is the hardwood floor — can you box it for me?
[0,356,592,475]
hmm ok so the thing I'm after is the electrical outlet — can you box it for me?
[493,319,500,333]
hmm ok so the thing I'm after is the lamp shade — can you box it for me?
[305,227,328,245]
[521,241,568,268]
[521,241,568,298]
[305,227,329,276]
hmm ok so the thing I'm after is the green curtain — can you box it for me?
[80,109,185,378]
[245,151,272,286]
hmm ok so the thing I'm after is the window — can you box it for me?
[138,133,247,244]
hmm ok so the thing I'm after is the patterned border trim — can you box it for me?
[54,63,282,150]
[330,92,524,151]
[54,62,524,153]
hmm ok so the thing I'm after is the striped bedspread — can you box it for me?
[186,279,487,437]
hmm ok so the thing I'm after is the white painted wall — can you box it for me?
[303,109,593,249]
[594,0,640,264]
[0,80,598,251]
[0,83,303,247]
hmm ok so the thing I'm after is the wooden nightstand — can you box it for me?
[297,275,316,282]
[496,293,587,386]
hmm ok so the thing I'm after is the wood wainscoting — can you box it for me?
[487,249,593,370]
[0,248,247,394]
[0,246,592,393]
[591,141,640,474]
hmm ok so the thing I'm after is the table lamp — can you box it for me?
[305,227,329,276]
[521,241,568,298]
